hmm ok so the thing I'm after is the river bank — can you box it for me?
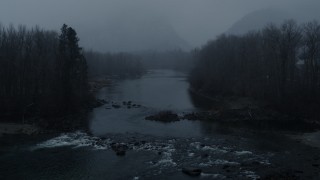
[1,69,320,179]
[0,76,112,137]
[2,71,320,137]
[0,123,40,137]
[184,88,320,132]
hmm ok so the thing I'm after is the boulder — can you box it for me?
[182,167,202,176]
[111,143,129,156]
[145,111,180,123]
[112,104,121,109]
[116,150,126,156]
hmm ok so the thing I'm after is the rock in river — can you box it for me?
[182,167,202,176]
[112,104,121,109]
[111,143,129,156]
[145,111,180,123]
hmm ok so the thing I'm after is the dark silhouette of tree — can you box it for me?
[56,24,89,114]
[302,21,320,98]
[189,19,320,117]
[0,24,89,122]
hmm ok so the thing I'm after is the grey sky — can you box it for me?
[0,0,318,52]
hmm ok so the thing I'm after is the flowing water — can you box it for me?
[1,69,320,180]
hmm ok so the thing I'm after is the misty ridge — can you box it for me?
[1,1,320,179]
[1,0,319,52]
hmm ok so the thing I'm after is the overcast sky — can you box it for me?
[0,0,318,52]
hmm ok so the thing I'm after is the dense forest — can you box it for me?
[137,50,194,72]
[2,19,320,122]
[85,51,145,78]
[0,24,89,121]
[190,20,320,116]
[84,49,193,78]
[0,23,150,124]
[0,25,88,121]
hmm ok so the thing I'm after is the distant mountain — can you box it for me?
[74,17,190,53]
[227,2,320,35]
[227,8,290,35]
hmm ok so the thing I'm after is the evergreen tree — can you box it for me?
[56,24,88,114]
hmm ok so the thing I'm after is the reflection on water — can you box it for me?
[2,70,320,180]
[90,69,208,137]
[96,70,196,110]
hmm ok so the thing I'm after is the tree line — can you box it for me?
[137,50,194,72]
[85,51,145,78]
[190,20,320,115]
[0,24,89,121]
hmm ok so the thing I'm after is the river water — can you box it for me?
[90,69,217,137]
[1,69,320,180]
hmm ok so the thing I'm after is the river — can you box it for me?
[0,69,319,180]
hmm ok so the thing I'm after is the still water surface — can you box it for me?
[90,69,212,137]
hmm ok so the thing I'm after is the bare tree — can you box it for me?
[302,20,320,97]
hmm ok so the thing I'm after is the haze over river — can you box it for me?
[1,70,319,179]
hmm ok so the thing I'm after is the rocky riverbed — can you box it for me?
[21,130,319,179]
[1,70,320,179]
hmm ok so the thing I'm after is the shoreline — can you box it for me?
[0,123,40,137]
[187,88,320,132]
[0,77,106,138]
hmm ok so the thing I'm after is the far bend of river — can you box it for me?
[90,69,213,137]
[1,69,320,180]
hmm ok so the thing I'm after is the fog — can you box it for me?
[1,0,319,52]
[2,1,320,179]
